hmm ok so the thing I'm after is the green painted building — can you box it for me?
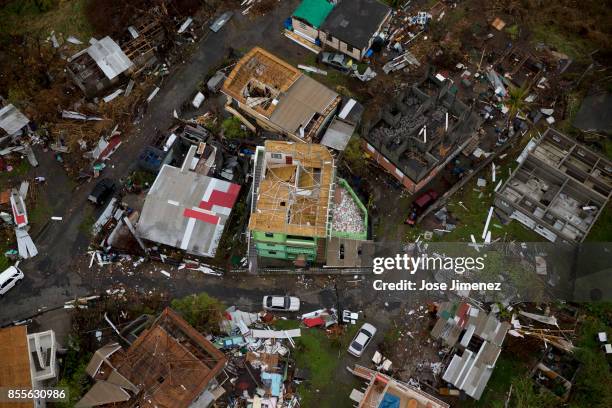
[248,141,368,267]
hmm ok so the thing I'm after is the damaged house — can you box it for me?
[76,308,227,408]
[431,302,511,400]
[495,128,611,243]
[67,21,164,97]
[0,103,30,143]
[348,364,450,408]
[222,47,341,143]
[248,141,371,270]
[362,75,482,193]
[136,144,240,258]
[67,37,135,97]
[0,326,60,408]
[289,0,392,60]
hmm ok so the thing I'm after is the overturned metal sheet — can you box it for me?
[87,37,134,80]
[0,104,29,136]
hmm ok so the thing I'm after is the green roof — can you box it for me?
[292,0,334,29]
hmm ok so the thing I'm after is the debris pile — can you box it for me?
[332,186,365,234]
[213,306,303,407]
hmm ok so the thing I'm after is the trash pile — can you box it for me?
[213,307,302,407]
[332,186,365,235]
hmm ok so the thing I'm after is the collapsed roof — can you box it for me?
[249,141,335,237]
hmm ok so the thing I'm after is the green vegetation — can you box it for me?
[462,304,612,408]
[214,198,247,265]
[129,170,156,187]
[506,86,530,124]
[406,160,543,243]
[78,205,95,234]
[29,197,52,227]
[531,24,593,64]
[462,355,557,408]
[0,0,93,40]
[171,292,225,334]
[0,239,11,271]
[274,320,359,407]
[585,204,612,241]
[55,336,92,408]
[221,117,251,140]
[506,24,520,40]
[569,315,612,408]
[341,135,366,173]
[0,159,30,184]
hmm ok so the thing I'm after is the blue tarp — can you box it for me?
[378,393,400,408]
[261,372,282,397]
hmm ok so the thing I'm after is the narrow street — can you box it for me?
[0,0,308,325]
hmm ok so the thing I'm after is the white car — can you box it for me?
[0,265,24,296]
[262,295,300,312]
[348,323,377,357]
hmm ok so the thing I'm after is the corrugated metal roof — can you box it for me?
[87,37,133,80]
[270,75,338,134]
[136,158,240,258]
[0,104,29,136]
[321,117,355,151]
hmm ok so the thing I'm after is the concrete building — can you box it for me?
[136,145,240,258]
[222,47,341,143]
[248,141,369,269]
[495,128,611,243]
[431,302,510,400]
[289,0,392,60]
[0,326,60,408]
[362,75,482,193]
[76,308,227,408]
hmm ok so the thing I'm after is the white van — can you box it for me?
[0,265,24,296]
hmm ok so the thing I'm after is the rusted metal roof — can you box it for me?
[0,326,32,408]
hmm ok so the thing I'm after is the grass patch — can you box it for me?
[129,170,156,187]
[406,161,543,243]
[0,0,93,40]
[0,159,30,185]
[506,24,519,40]
[221,117,251,139]
[530,24,593,63]
[28,196,52,227]
[274,320,359,407]
[78,207,95,234]
[585,204,612,241]
[0,238,12,270]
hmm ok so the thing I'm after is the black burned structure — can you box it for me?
[361,74,482,193]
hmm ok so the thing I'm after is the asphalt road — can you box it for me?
[0,0,430,338]
[0,0,309,325]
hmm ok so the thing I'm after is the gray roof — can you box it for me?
[321,117,355,151]
[0,104,29,136]
[572,92,612,134]
[87,37,134,80]
[270,75,339,135]
[442,343,500,400]
[320,0,391,50]
[136,154,240,258]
